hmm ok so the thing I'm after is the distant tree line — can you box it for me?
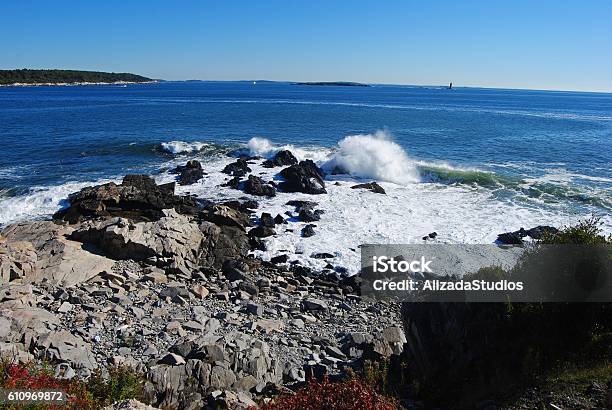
[0,69,153,85]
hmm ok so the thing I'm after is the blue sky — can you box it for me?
[2,0,611,91]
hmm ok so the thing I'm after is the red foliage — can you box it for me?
[257,377,398,410]
[1,362,96,409]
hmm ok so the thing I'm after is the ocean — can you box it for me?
[1,81,610,272]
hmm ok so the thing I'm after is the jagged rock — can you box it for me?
[286,200,318,212]
[496,225,558,244]
[299,209,324,222]
[525,225,558,239]
[279,160,326,194]
[239,281,259,296]
[142,270,168,284]
[382,326,407,344]
[496,231,523,245]
[159,286,190,300]
[198,222,250,269]
[262,150,298,168]
[244,175,276,197]
[33,330,98,375]
[259,213,275,227]
[249,236,266,251]
[191,285,209,299]
[350,181,386,194]
[54,174,200,223]
[302,224,316,238]
[1,221,114,286]
[173,160,204,186]
[222,200,259,214]
[210,365,237,389]
[0,240,37,283]
[222,158,251,177]
[301,298,328,311]
[72,209,203,274]
[200,204,251,231]
[247,302,264,316]
[158,353,187,366]
[273,214,285,224]
[223,176,242,189]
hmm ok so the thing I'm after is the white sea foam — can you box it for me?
[160,140,209,154]
[3,137,610,275]
[161,145,608,274]
[323,131,420,184]
[0,179,115,227]
[243,137,332,163]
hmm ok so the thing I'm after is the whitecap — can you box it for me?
[160,140,209,154]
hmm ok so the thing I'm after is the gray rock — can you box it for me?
[1,221,114,286]
[246,303,264,316]
[210,365,237,389]
[72,209,203,275]
[158,353,186,366]
[301,298,328,311]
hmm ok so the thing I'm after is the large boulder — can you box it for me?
[71,209,204,273]
[173,160,204,186]
[199,204,252,231]
[244,175,276,197]
[54,174,200,223]
[33,330,98,376]
[1,221,114,286]
[222,159,251,177]
[198,222,250,269]
[262,150,298,168]
[279,160,326,194]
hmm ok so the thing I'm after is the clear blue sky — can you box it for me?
[2,0,611,92]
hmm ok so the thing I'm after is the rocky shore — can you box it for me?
[0,153,406,409]
[2,150,610,409]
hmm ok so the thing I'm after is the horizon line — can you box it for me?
[2,67,612,94]
[161,78,612,95]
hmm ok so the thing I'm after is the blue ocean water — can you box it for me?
[0,81,611,229]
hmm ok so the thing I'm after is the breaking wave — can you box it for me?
[160,140,210,154]
[323,131,420,185]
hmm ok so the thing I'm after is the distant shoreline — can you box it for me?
[294,81,370,87]
[0,69,155,87]
[0,80,158,87]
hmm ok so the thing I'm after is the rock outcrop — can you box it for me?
[244,175,276,197]
[54,175,200,223]
[222,159,251,177]
[497,225,558,244]
[279,160,326,194]
[71,209,204,274]
[262,150,298,168]
[172,160,204,186]
[1,221,114,286]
